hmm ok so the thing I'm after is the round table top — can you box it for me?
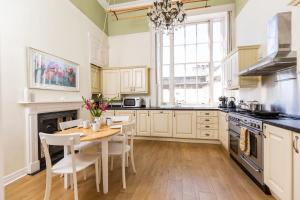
[56,125,121,142]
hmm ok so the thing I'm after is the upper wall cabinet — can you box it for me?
[88,32,108,67]
[120,67,149,94]
[102,69,120,99]
[91,65,101,94]
[223,45,260,90]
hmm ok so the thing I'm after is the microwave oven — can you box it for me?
[123,97,143,107]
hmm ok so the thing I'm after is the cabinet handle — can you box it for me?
[160,111,163,114]
[205,133,210,136]
[174,112,175,117]
[148,111,150,116]
[293,136,299,154]
[205,119,210,122]
[133,112,136,117]
[205,113,209,115]
[205,125,210,128]
[263,133,267,139]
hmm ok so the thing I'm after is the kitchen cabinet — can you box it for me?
[115,110,137,135]
[293,132,300,200]
[137,110,151,136]
[264,124,292,200]
[173,111,196,138]
[218,111,229,151]
[91,65,101,94]
[223,45,260,90]
[102,70,120,99]
[196,111,219,139]
[120,67,149,94]
[150,110,173,137]
[289,0,300,5]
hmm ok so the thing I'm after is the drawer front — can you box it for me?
[198,117,218,124]
[197,123,219,130]
[197,111,218,117]
[198,130,219,139]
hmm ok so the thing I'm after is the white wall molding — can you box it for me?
[2,167,27,186]
[135,136,221,144]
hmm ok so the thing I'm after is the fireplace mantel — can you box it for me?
[22,101,82,174]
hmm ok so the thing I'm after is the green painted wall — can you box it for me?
[108,0,235,36]
[235,0,248,16]
[70,0,108,35]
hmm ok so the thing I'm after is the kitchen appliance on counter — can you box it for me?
[218,96,228,108]
[227,97,236,108]
[122,97,143,108]
[238,100,263,112]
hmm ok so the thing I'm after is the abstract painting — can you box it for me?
[28,47,79,91]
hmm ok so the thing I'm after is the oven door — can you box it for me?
[229,130,241,161]
[240,126,263,168]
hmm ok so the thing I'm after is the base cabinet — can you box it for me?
[137,110,151,136]
[150,110,173,137]
[293,132,300,200]
[264,124,292,200]
[173,111,196,138]
[219,111,229,151]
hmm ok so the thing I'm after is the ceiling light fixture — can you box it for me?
[147,0,186,34]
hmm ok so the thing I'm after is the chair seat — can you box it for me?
[74,141,99,151]
[108,142,130,155]
[52,153,99,174]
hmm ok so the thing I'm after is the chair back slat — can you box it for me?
[39,132,80,146]
[121,121,136,139]
[59,119,83,130]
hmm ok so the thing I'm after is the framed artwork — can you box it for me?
[27,47,80,91]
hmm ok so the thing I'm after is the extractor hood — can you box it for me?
[239,12,297,76]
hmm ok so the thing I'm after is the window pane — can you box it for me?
[197,85,209,104]
[174,45,185,63]
[162,65,170,78]
[213,21,223,42]
[213,62,222,103]
[163,47,170,64]
[186,87,197,104]
[175,88,185,103]
[174,28,185,45]
[186,45,197,63]
[213,42,224,62]
[197,23,209,43]
[197,44,210,62]
[163,89,170,103]
[163,33,170,46]
[186,64,197,77]
[174,64,185,77]
[185,25,196,44]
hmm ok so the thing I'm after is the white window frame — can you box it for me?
[158,16,227,106]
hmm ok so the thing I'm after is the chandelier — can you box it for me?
[147,0,186,33]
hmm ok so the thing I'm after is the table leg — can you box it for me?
[64,145,70,190]
[102,138,109,194]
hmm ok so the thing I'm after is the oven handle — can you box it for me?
[240,155,262,173]
[239,125,262,135]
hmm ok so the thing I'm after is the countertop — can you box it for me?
[264,119,300,133]
[108,106,220,111]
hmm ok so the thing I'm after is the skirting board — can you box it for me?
[2,167,27,186]
[134,136,221,144]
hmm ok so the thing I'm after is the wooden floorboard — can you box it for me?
[5,140,274,200]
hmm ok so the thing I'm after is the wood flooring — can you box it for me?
[5,140,274,200]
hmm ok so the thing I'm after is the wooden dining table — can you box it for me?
[56,125,121,194]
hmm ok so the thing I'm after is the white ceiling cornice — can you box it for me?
[97,0,154,11]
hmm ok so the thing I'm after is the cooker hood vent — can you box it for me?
[239,12,297,76]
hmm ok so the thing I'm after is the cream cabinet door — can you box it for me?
[120,69,133,93]
[264,124,292,200]
[173,111,196,138]
[230,52,239,89]
[150,110,173,137]
[218,111,229,151]
[102,70,120,99]
[133,68,148,93]
[293,132,300,200]
[91,66,101,93]
[103,110,115,118]
[137,110,151,136]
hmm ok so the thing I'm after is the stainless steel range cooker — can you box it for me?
[228,112,270,194]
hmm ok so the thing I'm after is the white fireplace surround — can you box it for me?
[20,101,82,174]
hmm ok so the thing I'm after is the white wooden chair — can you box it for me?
[39,132,100,200]
[108,121,136,189]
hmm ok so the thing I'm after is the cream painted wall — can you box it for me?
[1,0,108,176]
[109,32,151,67]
